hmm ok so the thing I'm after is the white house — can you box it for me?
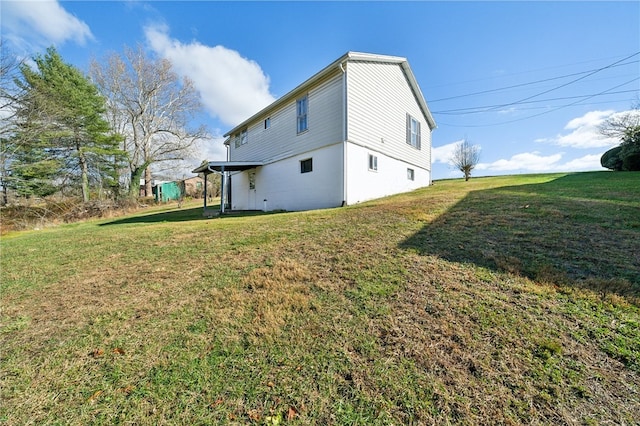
[194,51,436,212]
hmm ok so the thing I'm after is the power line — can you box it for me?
[428,59,639,103]
[481,52,640,113]
[436,77,640,128]
[427,53,640,91]
[433,89,638,115]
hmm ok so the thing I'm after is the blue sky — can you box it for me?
[2,0,639,180]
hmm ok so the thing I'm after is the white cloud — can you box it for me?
[1,0,93,50]
[477,152,563,172]
[565,110,613,130]
[540,109,623,149]
[431,140,463,164]
[561,154,602,171]
[194,135,228,164]
[476,151,606,174]
[497,107,517,115]
[144,24,275,126]
[157,135,228,180]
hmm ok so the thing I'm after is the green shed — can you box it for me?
[153,181,182,203]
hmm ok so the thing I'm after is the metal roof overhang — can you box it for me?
[192,161,264,174]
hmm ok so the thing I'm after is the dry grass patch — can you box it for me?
[1,172,639,425]
[241,259,314,341]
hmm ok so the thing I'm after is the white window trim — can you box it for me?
[297,95,308,134]
[407,168,415,181]
[406,114,421,149]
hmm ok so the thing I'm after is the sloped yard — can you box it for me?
[1,172,638,424]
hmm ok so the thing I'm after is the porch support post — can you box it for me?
[220,165,226,214]
[203,172,208,211]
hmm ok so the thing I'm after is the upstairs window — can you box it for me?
[235,129,248,148]
[297,95,308,133]
[300,158,313,173]
[264,117,271,129]
[368,154,378,171]
[406,114,421,149]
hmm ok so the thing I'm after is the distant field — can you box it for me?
[1,171,639,425]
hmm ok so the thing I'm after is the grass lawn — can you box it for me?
[1,171,639,425]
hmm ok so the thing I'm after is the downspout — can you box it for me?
[220,135,231,214]
[339,61,348,206]
[220,165,226,214]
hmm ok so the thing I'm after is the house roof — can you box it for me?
[192,161,264,174]
[223,51,436,138]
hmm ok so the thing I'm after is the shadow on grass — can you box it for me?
[100,206,283,226]
[100,206,212,225]
[400,172,640,301]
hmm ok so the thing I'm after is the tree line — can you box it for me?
[0,42,207,206]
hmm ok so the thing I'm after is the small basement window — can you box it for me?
[368,154,378,171]
[407,168,415,181]
[300,158,313,173]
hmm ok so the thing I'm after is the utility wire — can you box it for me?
[436,77,640,128]
[428,59,638,103]
[433,89,638,115]
[481,52,640,113]
[428,53,640,90]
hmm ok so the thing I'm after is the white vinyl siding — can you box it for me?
[347,61,431,170]
[230,144,343,211]
[229,71,343,164]
[222,53,434,212]
[345,144,429,205]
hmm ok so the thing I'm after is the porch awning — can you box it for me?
[192,161,264,174]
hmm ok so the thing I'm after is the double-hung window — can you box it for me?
[296,95,308,133]
[235,129,248,148]
[406,114,421,149]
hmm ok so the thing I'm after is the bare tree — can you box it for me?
[450,138,480,181]
[90,45,208,197]
[599,103,640,140]
[0,40,26,204]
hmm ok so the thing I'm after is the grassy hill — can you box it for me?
[1,172,639,425]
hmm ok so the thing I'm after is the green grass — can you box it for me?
[1,171,639,425]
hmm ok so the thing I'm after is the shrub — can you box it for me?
[601,146,624,171]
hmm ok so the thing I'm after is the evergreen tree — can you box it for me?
[13,47,125,201]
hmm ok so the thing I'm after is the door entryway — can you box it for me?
[248,170,257,210]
